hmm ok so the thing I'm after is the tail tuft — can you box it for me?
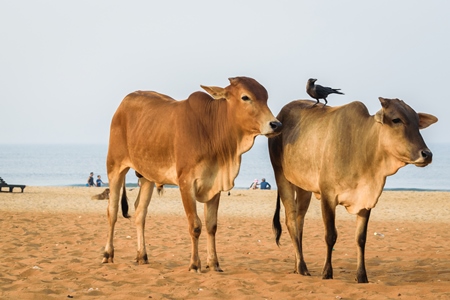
[272,193,282,246]
[156,184,164,196]
[121,184,130,218]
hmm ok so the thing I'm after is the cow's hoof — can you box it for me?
[136,258,149,265]
[136,252,149,265]
[206,264,223,272]
[189,265,202,273]
[322,266,333,279]
[102,252,114,263]
[356,275,369,283]
[298,264,311,276]
[301,271,311,276]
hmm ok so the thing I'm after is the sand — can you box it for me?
[0,187,449,299]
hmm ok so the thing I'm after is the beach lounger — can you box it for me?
[0,177,26,193]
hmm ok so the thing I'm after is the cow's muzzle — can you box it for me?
[265,121,282,137]
[414,148,433,167]
[270,121,282,132]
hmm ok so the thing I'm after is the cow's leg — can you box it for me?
[321,198,337,279]
[204,193,223,272]
[277,174,310,275]
[355,208,371,283]
[179,186,202,273]
[103,167,129,263]
[134,178,155,265]
[294,187,312,276]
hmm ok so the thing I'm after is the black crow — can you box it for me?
[306,78,344,106]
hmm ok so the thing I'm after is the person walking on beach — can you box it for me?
[96,175,105,187]
[87,172,95,187]
[260,178,271,190]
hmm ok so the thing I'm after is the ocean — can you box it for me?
[0,141,449,191]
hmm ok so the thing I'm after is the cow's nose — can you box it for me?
[270,121,282,132]
[421,149,432,161]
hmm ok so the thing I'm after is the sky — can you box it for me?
[0,1,448,145]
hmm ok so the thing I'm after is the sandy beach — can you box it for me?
[0,187,449,299]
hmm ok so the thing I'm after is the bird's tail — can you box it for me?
[333,89,344,95]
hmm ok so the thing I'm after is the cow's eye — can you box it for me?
[392,118,402,124]
[241,95,250,101]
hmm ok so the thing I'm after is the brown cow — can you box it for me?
[103,77,282,273]
[269,97,437,283]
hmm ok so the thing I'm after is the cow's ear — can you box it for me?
[374,109,384,124]
[375,97,390,124]
[418,113,438,129]
[378,97,390,108]
[200,85,227,99]
[228,77,239,85]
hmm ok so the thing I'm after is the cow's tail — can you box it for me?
[272,192,282,246]
[156,184,164,196]
[121,181,130,218]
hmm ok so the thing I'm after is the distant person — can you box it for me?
[249,179,259,190]
[96,175,105,187]
[260,178,271,190]
[87,172,95,187]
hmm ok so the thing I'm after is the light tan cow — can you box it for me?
[103,77,282,273]
[269,98,437,283]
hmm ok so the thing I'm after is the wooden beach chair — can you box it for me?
[0,177,26,193]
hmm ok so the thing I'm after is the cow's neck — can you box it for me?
[189,98,256,194]
[335,117,406,213]
[367,118,407,178]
